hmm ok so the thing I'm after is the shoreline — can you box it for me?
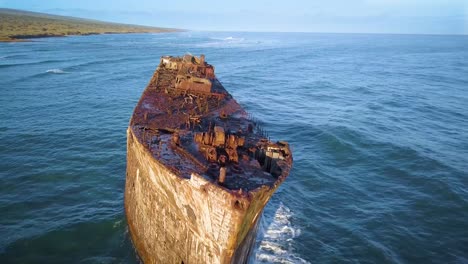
[0,30,183,43]
[0,8,183,43]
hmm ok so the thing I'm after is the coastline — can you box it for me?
[0,30,183,43]
[0,8,182,43]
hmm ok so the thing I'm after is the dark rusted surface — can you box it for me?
[130,55,292,192]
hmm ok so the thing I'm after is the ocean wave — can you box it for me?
[209,36,245,42]
[0,59,65,69]
[251,203,310,264]
[223,36,245,42]
[64,57,136,71]
[46,68,67,74]
[195,36,249,48]
[0,54,27,59]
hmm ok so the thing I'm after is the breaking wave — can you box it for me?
[46,68,67,74]
[251,203,310,264]
[194,36,250,48]
[209,36,245,42]
[223,36,245,42]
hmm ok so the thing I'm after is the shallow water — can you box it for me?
[1,32,467,263]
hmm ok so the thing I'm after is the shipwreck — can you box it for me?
[125,54,293,263]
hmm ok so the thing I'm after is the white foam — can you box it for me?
[209,36,245,42]
[46,68,67,74]
[113,219,122,228]
[197,36,249,48]
[250,203,310,264]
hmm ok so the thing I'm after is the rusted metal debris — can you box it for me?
[130,54,292,192]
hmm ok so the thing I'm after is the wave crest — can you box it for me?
[46,68,67,74]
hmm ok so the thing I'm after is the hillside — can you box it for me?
[0,8,180,42]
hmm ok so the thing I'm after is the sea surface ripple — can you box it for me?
[1,32,467,263]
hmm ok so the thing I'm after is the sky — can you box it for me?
[1,0,467,34]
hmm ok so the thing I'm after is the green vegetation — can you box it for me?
[0,8,180,42]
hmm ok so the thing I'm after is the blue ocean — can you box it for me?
[1,32,467,263]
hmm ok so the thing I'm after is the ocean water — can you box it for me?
[1,32,467,263]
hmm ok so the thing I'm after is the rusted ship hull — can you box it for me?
[125,129,280,263]
[125,55,292,263]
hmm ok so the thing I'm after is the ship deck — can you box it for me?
[129,55,291,192]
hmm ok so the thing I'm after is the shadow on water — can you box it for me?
[0,217,140,264]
